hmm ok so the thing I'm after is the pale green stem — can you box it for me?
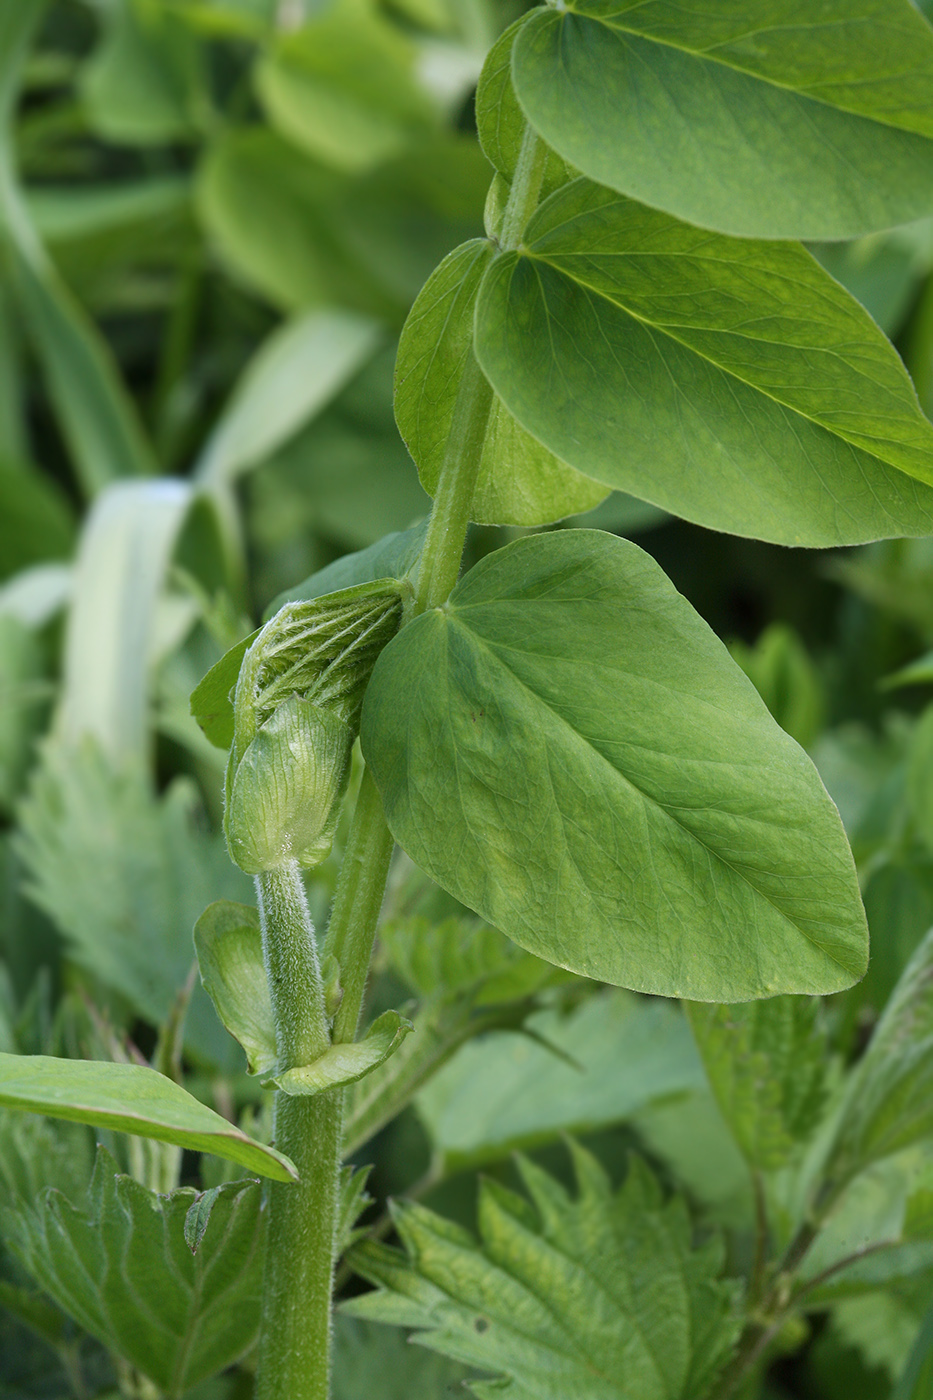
[253,121,549,1400]
[255,863,336,1400]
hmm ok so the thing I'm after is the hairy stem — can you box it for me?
[255,864,336,1400]
[499,125,547,252]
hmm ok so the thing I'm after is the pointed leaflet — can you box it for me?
[685,998,827,1171]
[510,0,933,241]
[345,1144,740,1399]
[826,927,933,1186]
[361,530,867,1000]
[395,239,605,526]
[5,1149,264,1394]
[474,180,933,548]
[0,1053,296,1181]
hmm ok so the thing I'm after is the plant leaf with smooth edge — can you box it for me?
[827,926,933,1185]
[193,900,276,1076]
[6,1149,265,1393]
[270,1010,413,1096]
[685,998,827,1171]
[0,1052,296,1181]
[345,1144,740,1399]
[511,0,933,240]
[417,991,704,1171]
[395,238,606,525]
[474,180,933,548]
[362,530,868,1000]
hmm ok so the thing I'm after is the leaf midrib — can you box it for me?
[446,613,852,974]
[559,3,932,141]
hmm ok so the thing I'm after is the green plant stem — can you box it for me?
[255,863,336,1400]
[499,124,547,251]
[328,767,396,1044]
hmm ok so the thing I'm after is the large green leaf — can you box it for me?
[5,1148,266,1393]
[346,1145,740,1400]
[333,1317,472,1399]
[510,1,933,240]
[473,180,933,547]
[361,530,868,999]
[395,238,606,525]
[0,1058,295,1180]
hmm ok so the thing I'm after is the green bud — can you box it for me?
[224,695,352,875]
[222,578,406,875]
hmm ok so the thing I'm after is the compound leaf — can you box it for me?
[474,180,933,547]
[345,1145,740,1399]
[511,0,933,240]
[362,530,868,1000]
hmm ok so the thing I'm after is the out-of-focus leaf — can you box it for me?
[195,308,382,487]
[685,998,827,1171]
[893,1299,933,1399]
[729,625,825,750]
[0,1063,295,1180]
[417,991,704,1171]
[0,614,44,814]
[346,1145,741,1399]
[381,914,557,1007]
[6,1148,268,1389]
[80,0,201,146]
[193,900,275,1076]
[197,128,486,319]
[0,457,74,581]
[909,705,933,853]
[60,479,192,761]
[827,928,933,1184]
[0,562,71,628]
[16,740,252,1069]
[332,1316,471,1399]
[255,0,437,173]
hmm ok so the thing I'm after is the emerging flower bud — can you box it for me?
[222,578,405,874]
[224,695,352,875]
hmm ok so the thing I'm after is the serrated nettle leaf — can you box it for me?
[345,1144,741,1400]
[395,238,606,526]
[7,1148,264,1396]
[0,1052,296,1181]
[380,912,556,1006]
[827,927,933,1185]
[362,530,868,1000]
[473,180,933,548]
[474,19,575,203]
[269,1010,413,1096]
[193,901,276,1076]
[685,998,827,1172]
[510,0,933,240]
[336,1164,373,1256]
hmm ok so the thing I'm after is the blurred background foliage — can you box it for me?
[5,1,933,1396]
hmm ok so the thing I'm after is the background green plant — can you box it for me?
[5,1,933,1397]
